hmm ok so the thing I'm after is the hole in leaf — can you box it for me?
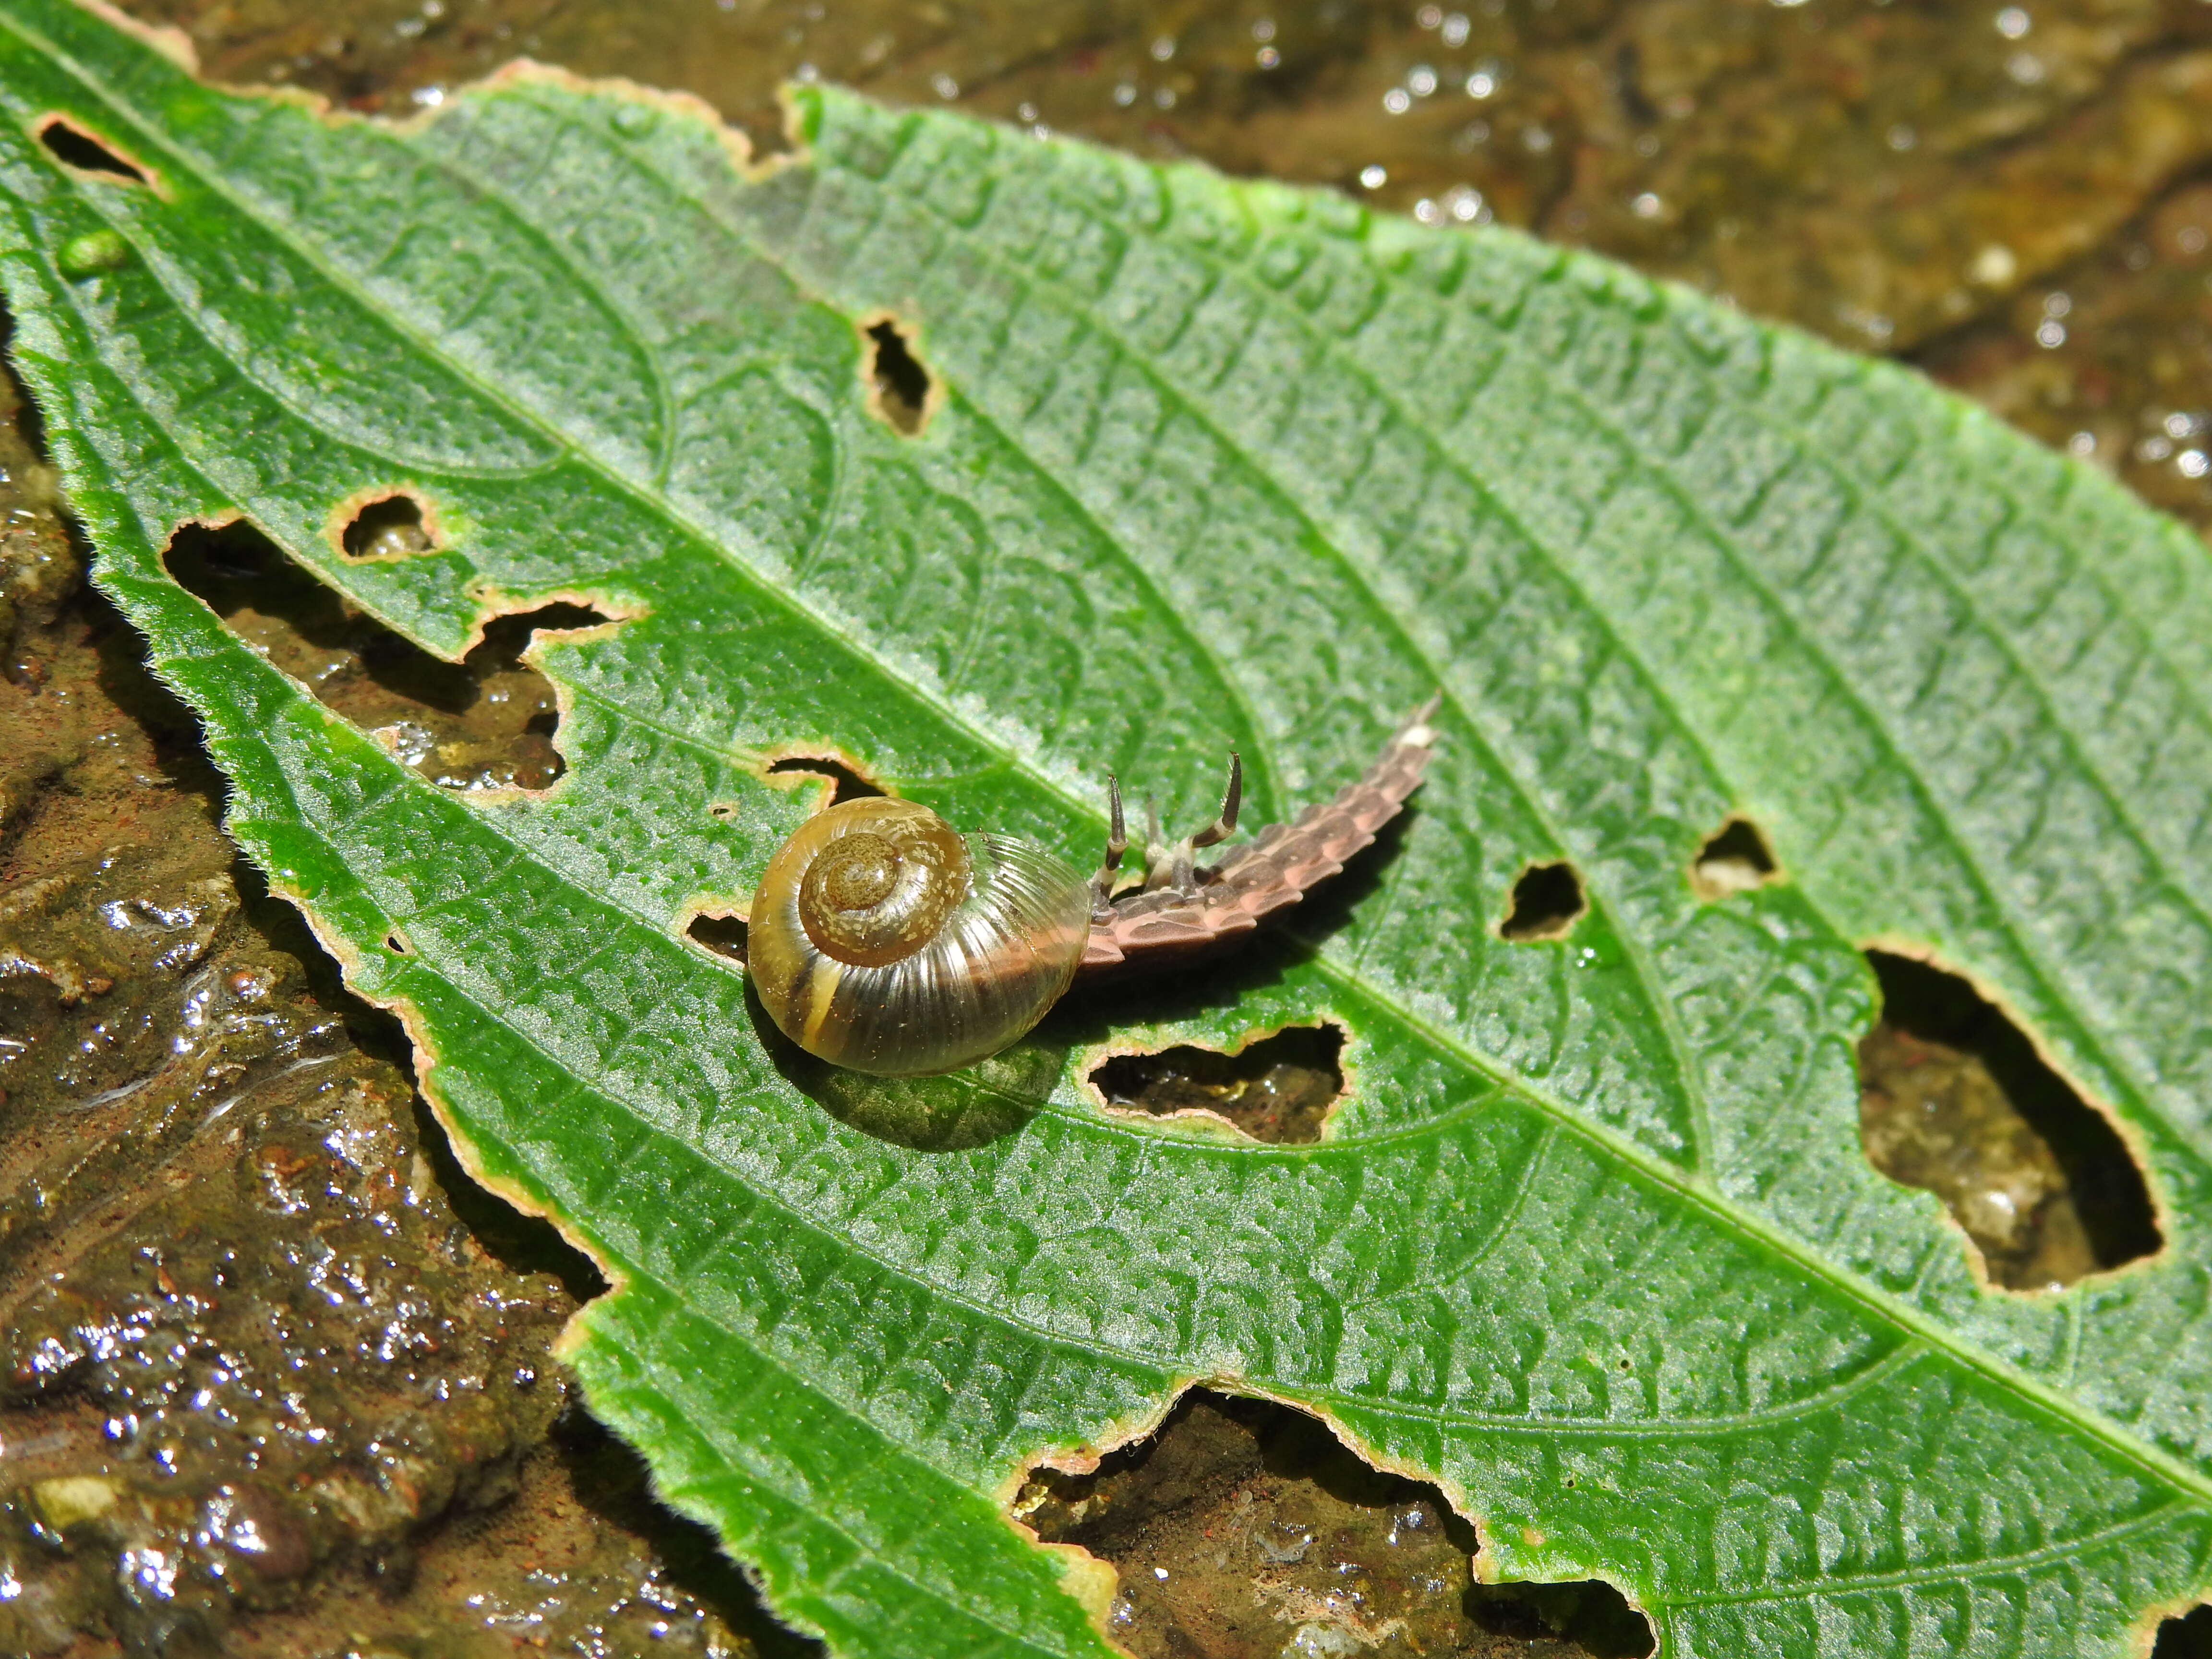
[1468,1580,1656,1658]
[164,520,615,794]
[384,933,408,955]
[767,754,886,804]
[1688,814,1779,901]
[685,913,749,966]
[2154,1605,2212,1658]
[1015,1388,1650,1659]
[1501,860,1585,941]
[863,316,933,435]
[1858,950,2160,1290]
[340,491,438,561]
[1090,1025,1346,1144]
[37,117,150,185]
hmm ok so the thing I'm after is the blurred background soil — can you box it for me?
[1,0,2209,1652]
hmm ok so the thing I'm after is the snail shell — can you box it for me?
[747,797,1093,1077]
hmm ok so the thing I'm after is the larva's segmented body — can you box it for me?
[1080,698,1441,974]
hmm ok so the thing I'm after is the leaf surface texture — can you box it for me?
[0,8,2209,1653]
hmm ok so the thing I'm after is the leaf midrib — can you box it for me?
[24,6,2212,1560]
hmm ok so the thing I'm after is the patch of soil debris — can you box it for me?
[0,368,793,1655]
[1858,1022,2099,1292]
[164,521,589,796]
[1017,1391,1651,1659]
[1091,1027,1346,1144]
[1857,950,2160,1293]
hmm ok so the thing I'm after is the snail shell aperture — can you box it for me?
[747,797,1094,1076]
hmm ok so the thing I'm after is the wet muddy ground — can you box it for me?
[1,0,2208,1651]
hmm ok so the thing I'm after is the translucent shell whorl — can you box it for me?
[747,797,1093,1077]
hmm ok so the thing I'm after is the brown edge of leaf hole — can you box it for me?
[997,1378,1657,1655]
[2139,1596,2212,1658]
[1688,812,1783,903]
[456,588,635,660]
[327,484,448,563]
[1860,933,2167,1290]
[1499,858,1586,942]
[33,111,162,193]
[755,747,890,808]
[451,591,634,804]
[857,309,939,436]
[680,905,750,967]
[1083,1021,1352,1145]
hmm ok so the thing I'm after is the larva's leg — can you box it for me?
[1189,752,1243,851]
[1142,800,1172,890]
[1091,772,1128,915]
[1166,839,1197,892]
[1146,752,1240,895]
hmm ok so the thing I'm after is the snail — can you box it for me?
[746,700,1442,1076]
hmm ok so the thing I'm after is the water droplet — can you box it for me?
[1968,243,2017,286]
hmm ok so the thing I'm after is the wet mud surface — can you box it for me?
[0,375,787,1655]
[9,0,2211,1648]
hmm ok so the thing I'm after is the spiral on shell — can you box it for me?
[747,797,1093,1077]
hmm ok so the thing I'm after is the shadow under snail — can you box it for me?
[746,701,1441,1076]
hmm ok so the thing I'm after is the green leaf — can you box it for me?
[0,4,2209,1653]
